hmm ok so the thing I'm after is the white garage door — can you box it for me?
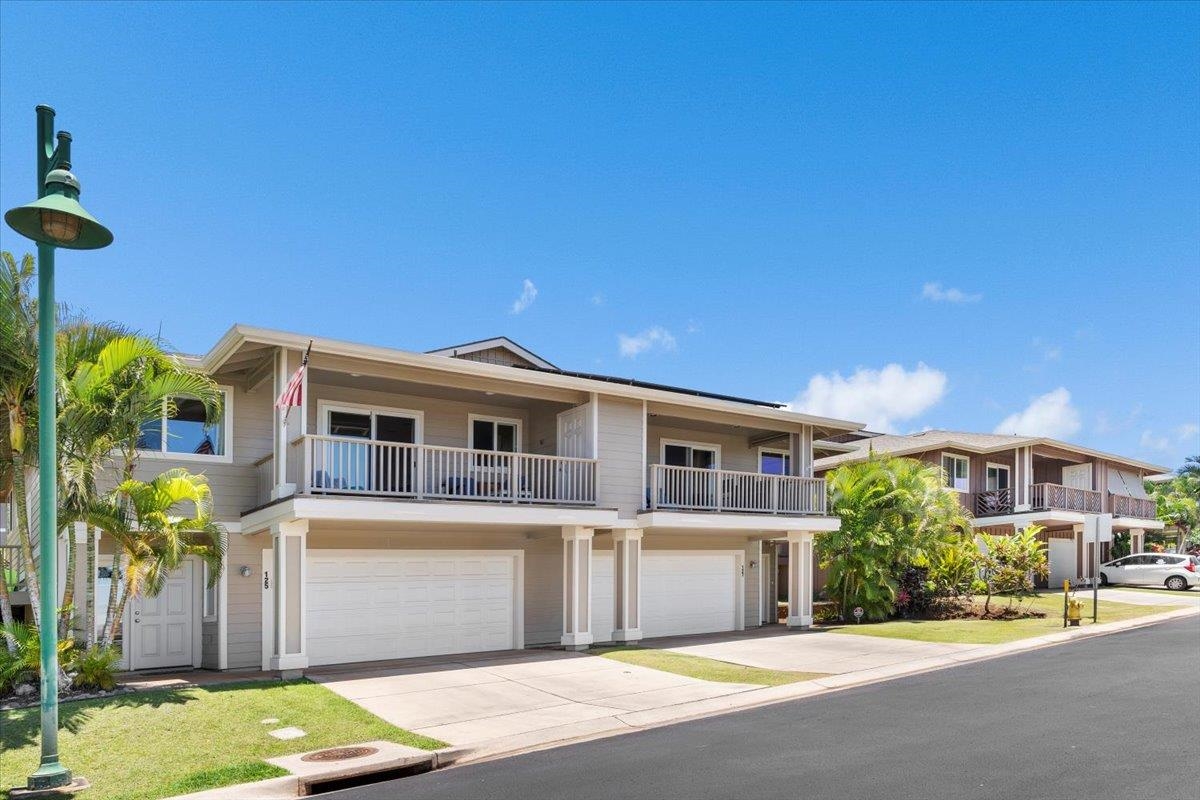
[306,551,518,667]
[643,551,740,638]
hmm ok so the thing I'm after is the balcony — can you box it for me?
[972,482,1102,517]
[258,435,597,507]
[647,464,827,515]
[1110,493,1156,519]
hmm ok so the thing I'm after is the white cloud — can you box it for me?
[1177,423,1199,442]
[921,282,982,304]
[993,388,1081,438]
[1140,430,1171,453]
[510,279,538,314]
[618,326,677,358]
[590,293,605,307]
[1031,337,1061,361]
[685,320,701,334]
[1141,423,1200,454]
[789,363,947,431]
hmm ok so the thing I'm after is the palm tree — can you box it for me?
[92,469,225,646]
[61,334,221,645]
[821,454,972,620]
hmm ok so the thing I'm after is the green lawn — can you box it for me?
[593,646,828,686]
[824,593,1179,645]
[0,680,445,800]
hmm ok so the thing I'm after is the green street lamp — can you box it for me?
[4,104,111,794]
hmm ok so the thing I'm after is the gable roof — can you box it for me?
[813,429,1169,474]
[426,336,558,369]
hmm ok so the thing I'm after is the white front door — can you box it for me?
[1047,539,1075,588]
[556,404,591,458]
[640,551,742,638]
[130,563,195,670]
[302,550,520,667]
[1062,464,1093,490]
[592,552,615,643]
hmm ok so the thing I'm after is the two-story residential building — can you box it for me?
[78,327,861,675]
[814,430,1168,589]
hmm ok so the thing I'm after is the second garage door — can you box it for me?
[305,550,519,667]
[593,550,741,640]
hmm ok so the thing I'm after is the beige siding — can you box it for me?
[306,383,536,451]
[596,396,644,516]
[646,423,762,473]
[226,532,268,670]
[452,346,536,368]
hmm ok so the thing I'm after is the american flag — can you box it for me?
[275,341,312,417]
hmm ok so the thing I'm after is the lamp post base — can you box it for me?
[25,762,73,791]
[11,775,89,799]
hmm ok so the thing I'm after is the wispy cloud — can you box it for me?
[685,320,701,334]
[1141,423,1200,454]
[789,362,947,432]
[994,388,1081,438]
[921,282,982,304]
[1178,423,1200,441]
[590,293,605,307]
[510,279,538,314]
[618,326,677,358]
[1031,337,1061,362]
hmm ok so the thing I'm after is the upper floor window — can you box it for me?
[986,464,1010,492]
[138,389,231,460]
[470,416,521,453]
[941,453,969,492]
[663,441,719,469]
[759,448,791,476]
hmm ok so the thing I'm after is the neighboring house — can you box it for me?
[21,327,859,674]
[814,430,1168,589]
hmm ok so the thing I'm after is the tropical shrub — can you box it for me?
[69,645,121,691]
[928,536,982,597]
[978,525,1048,614]
[0,623,73,695]
[820,455,972,621]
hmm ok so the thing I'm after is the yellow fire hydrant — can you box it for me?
[1067,599,1084,627]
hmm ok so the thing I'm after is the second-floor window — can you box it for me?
[470,416,520,453]
[759,449,791,476]
[663,441,719,469]
[986,464,1010,492]
[138,390,230,459]
[941,453,969,492]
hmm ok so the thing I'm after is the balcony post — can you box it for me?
[612,529,643,644]
[786,531,814,629]
[1129,527,1144,554]
[269,519,308,677]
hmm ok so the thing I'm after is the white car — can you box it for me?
[1100,553,1200,591]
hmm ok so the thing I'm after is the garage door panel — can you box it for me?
[642,552,738,638]
[306,551,518,667]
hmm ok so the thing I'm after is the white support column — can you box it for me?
[612,529,643,643]
[561,526,594,650]
[270,519,308,675]
[1015,446,1034,511]
[1130,527,1144,554]
[1073,523,1086,582]
[786,531,814,629]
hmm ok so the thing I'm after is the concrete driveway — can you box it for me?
[656,627,981,674]
[308,648,760,749]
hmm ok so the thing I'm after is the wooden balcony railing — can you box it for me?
[283,434,597,506]
[1110,493,1157,519]
[973,487,1015,517]
[648,464,827,515]
[1031,482,1102,513]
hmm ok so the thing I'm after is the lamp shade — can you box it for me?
[4,169,113,250]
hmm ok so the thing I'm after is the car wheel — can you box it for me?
[1099,573,1109,586]
[1165,576,1188,591]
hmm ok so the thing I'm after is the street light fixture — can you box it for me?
[4,104,111,794]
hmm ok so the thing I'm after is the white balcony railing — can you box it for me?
[283,434,596,506]
[648,464,826,515]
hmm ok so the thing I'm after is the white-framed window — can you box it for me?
[986,463,1011,492]
[138,387,233,462]
[202,562,217,621]
[758,447,791,476]
[319,402,422,444]
[661,439,720,469]
[469,415,522,453]
[941,453,970,492]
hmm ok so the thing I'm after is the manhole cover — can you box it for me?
[300,746,379,763]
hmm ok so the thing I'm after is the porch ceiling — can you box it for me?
[305,367,577,410]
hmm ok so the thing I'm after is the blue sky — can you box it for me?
[2,2,1197,468]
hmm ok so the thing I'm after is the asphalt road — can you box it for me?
[332,618,1200,800]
